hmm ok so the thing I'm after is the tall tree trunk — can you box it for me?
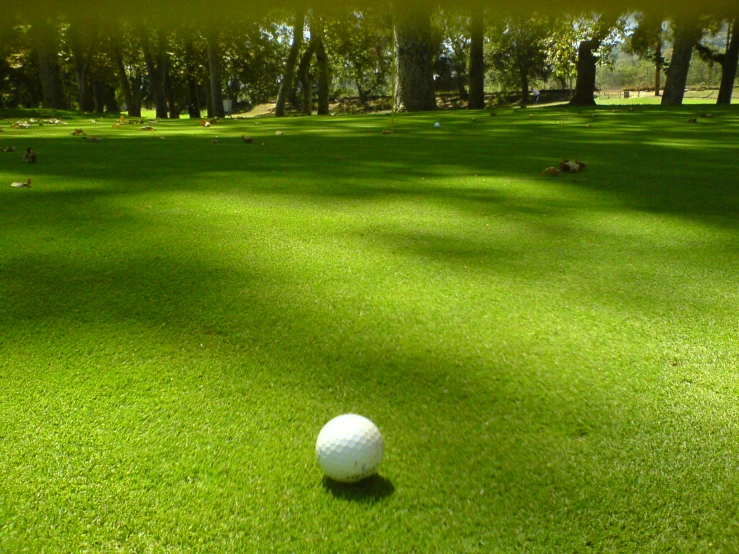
[276,9,305,117]
[131,73,142,116]
[183,36,201,118]
[104,84,118,113]
[205,85,213,118]
[187,78,201,118]
[314,20,330,115]
[569,39,599,106]
[467,6,485,109]
[662,18,701,106]
[141,28,168,118]
[520,71,530,106]
[654,41,662,95]
[34,17,67,109]
[206,30,225,118]
[93,79,101,113]
[297,39,316,115]
[394,5,436,112]
[165,70,179,118]
[111,43,140,117]
[717,18,739,105]
[154,30,168,118]
[68,24,96,112]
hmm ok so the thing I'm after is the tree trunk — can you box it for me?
[468,6,485,109]
[205,85,213,118]
[661,18,701,106]
[717,18,738,105]
[357,84,368,106]
[165,70,179,118]
[34,18,67,109]
[183,36,201,118]
[141,29,168,118]
[394,5,436,112]
[155,30,168,118]
[112,43,140,117]
[69,24,96,112]
[206,30,225,118]
[569,39,599,106]
[314,20,330,115]
[297,40,316,115]
[131,73,142,116]
[104,84,118,113]
[187,78,201,118]
[654,41,662,95]
[520,72,530,106]
[276,9,305,117]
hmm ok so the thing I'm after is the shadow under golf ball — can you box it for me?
[322,474,395,503]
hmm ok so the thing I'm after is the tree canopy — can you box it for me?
[21,0,738,25]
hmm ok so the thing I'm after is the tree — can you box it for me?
[206,29,225,118]
[276,9,305,117]
[694,16,739,104]
[544,17,580,92]
[33,16,68,109]
[67,18,98,112]
[488,15,550,105]
[626,13,667,95]
[220,18,290,109]
[569,15,624,106]
[182,29,203,118]
[394,4,436,112]
[296,31,316,115]
[107,23,144,117]
[434,10,474,99]
[313,17,330,115]
[661,15,703,105]
[324,9,393,106]
[0,21,44,108]
[140,26,169,118]
[468,6,486,109]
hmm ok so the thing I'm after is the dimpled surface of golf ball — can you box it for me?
[316,414,384,483]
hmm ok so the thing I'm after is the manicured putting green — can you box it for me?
[1,105,738,552]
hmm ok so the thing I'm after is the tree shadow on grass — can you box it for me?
[321,474,395,503]
[3,105,737,233]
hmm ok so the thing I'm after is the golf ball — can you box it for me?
[316,414,384,483]
[434,122,440,128]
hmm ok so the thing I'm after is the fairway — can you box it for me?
[1,107,738,552]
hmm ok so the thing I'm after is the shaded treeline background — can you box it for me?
[1,2,737,115]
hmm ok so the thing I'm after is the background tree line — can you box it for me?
[0,6,736,115]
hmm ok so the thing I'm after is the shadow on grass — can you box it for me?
[321,474,395,503]
[1,105,737,232]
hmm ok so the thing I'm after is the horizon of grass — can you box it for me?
[1,104,738,552]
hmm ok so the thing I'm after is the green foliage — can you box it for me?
[486,15,550,95]
[625,12,667,69]
[432,10,473,95]
[221,19,290,106]
[324,9,393,102]
[0,24,43,108]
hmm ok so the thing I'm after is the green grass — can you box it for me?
[595,88,739,105]
[1,105,738,553]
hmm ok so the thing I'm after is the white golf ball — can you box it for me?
[434,122,440,128]
[316,414,384,483]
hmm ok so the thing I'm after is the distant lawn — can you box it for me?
[1,105,738,552]
[595,88,739,105]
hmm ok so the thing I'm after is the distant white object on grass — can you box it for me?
[10,178,31,188]
[434,122,440,128]
[316,414,384,483]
